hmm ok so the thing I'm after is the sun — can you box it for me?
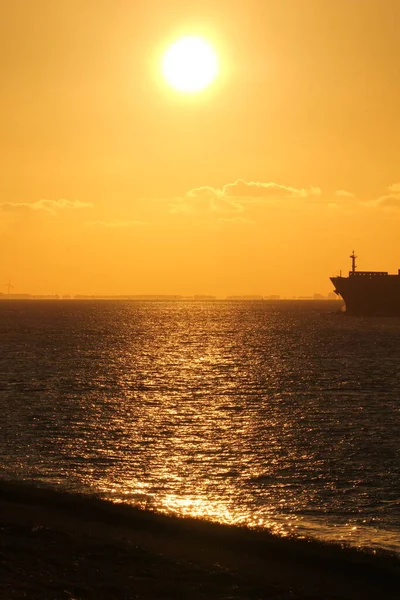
[161,36,219,93]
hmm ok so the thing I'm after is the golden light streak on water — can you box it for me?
[1,300,400,554]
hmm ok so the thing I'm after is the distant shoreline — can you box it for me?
[1,479,398,599]
[0,296,342,301]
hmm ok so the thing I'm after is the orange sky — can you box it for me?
[1,0,400,296]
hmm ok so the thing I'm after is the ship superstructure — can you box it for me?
[330,252,400,315]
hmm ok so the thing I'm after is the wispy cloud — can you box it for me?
[169,179,321,214]
[169,193,243,215]
[221,179,321,199]
[0,199,93,214]
[376,194,400,209]
[370,184,400,209]
[335,189,355,198]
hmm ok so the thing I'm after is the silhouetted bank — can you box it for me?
[1,481,398,599]
[331,251,400,315]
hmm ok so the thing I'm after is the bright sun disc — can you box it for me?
[161,36,218,93]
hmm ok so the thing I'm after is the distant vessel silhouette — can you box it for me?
[330,251,400,315]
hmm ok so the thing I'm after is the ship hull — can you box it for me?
[330,276,400,316]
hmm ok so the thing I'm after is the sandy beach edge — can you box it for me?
[1,480,399,599]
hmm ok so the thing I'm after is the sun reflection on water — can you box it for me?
[2,300,400,553]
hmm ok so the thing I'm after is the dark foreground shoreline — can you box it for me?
[1,481,398,599]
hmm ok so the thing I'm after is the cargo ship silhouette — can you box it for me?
[330,252,400,315]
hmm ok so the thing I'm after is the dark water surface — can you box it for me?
[1,300,399,554]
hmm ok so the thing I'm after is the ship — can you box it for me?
[330,252,400,316]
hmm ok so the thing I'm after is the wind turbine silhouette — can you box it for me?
[5,280,13,295]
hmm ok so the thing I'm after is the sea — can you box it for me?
[1,299,399,556]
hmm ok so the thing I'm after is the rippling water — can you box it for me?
[1,300,399,554]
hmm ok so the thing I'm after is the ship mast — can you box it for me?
[350,250,357,274]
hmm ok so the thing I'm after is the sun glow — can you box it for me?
[161,36,219,93]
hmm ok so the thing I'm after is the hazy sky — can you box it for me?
[2,0,400,296]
